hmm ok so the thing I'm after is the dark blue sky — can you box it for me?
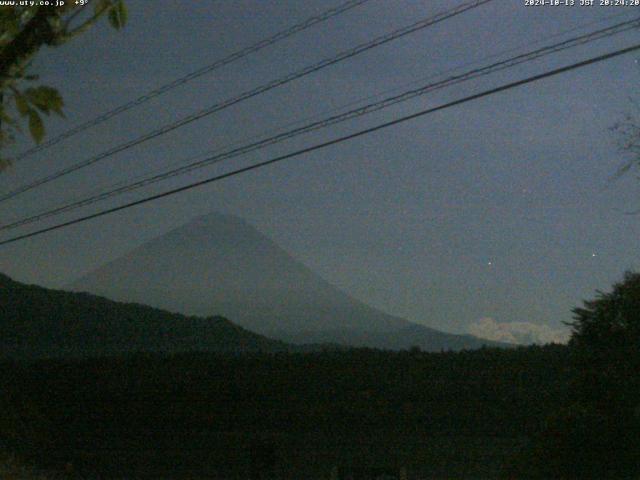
[1,0,639,336]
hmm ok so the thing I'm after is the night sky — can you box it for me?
[1,0,639,340]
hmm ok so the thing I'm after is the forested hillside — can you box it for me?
[0,273,291,358]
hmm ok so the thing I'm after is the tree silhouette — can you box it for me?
[569,271,640,345]
[531,272,640,479]
[568,271,640,411]
[507,272,640,479]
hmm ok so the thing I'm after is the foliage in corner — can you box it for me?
[0,0,127,169]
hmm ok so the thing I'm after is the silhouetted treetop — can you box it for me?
[568,271,640,350]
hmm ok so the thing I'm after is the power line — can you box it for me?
[3,15,637,232]
[12,0,373,161]
[0,0,493,204]
[3,15,636,229]
[1,41,638,247]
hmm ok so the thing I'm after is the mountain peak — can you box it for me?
[69,213,498,351]
[189,211,250,228]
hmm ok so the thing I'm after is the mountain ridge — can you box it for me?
[68,212,505,351]
[0,272,296,359]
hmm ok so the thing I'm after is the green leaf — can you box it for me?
[28,110,44,144]
[108,0,127,29]
[14,94,30,117]
[24,86,64,116]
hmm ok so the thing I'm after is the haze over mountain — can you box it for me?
[69,212,501,351]
[0,272,291,359]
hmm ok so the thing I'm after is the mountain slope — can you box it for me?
[0,273,291,358]
[69,212,502,351]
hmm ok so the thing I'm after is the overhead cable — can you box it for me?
[0,0,493,203]
[2,15,637,232]
[12,0,373,161]
[1,41,638,246]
